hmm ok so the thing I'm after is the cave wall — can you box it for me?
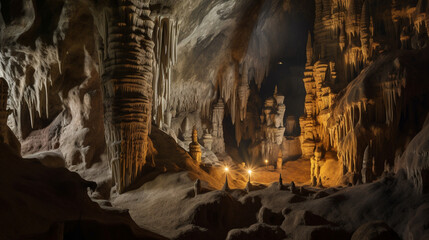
[0,0,106,169]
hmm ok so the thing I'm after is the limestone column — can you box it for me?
[98,0,155,193]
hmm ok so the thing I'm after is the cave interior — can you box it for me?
[1,0,429,239]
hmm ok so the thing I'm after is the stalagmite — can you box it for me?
[245,181,252,193]
[310,146,323,181]
[278,174,283,190]
[260,88,286,160]
[362,145,369,184]
[97,0,154,193]
[212,99,225,153]
[317,177,323,188]
[222,175,230,191]
[202,131,213,151]
[194,179,201,196]
[277,150,283,171]
[312,176,317,187]
[189,127,202,164]
[290,181,296,193]
[182,117,193,145]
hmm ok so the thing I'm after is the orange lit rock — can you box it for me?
[96,0,154,193]
[189,127,202,164]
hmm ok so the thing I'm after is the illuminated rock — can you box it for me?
[277,150,283,171]
[361,144,370,184]
[96,0,154,193]
[317,177,323,188]
[189,127,202,164]
[310,146,323,181]
[312,176,317,187]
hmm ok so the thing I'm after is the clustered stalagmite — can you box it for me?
[300,0,429,184]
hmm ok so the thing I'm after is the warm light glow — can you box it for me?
[248,169,252,175]
[264,159,268,164]
[224,167,229,172]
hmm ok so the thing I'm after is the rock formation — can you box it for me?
[152,16,178,129]
[0,78,9,143]
[300,0,429,183]
[310,146,323,182]
[260,88,286,164]
[290,181,296,193]
[194,179,201,196]
[189,126,202,164]
[1,0,429,239]
[211,99,226,153]
[95,0,155,193]
[202,131,213,151]
[0,78,20,154]
[222,174,230,191]
[277,150,283,170]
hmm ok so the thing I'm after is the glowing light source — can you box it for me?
[224,167,229,172]
[247,169,252,183]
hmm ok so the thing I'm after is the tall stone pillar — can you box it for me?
[98,0,155,193]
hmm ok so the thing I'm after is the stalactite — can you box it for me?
[299,0,423,183]
[97,0,154,194]
[152,16,178,128]
[360,0,371,61]
[0,40,59,139]
[306,31,313,66]
[238,63,250,122]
